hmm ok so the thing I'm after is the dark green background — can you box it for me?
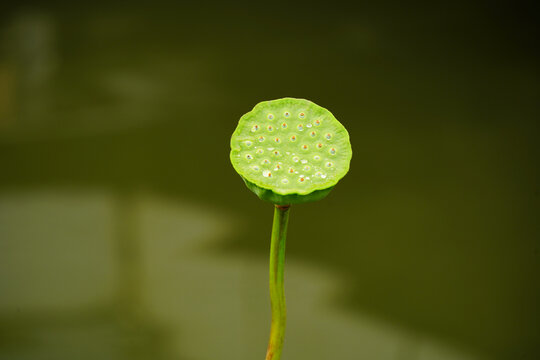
[1,1,538,359]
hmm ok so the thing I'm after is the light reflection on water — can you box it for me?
[0,190,482,360]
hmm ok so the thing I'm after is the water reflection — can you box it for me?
[1,10,56,134]
[0,189,483,360]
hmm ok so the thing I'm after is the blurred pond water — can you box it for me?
[0,190,483,360]
[0,2,538,360]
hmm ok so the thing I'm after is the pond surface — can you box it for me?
[0,2,538,359]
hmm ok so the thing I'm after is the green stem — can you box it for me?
[266,204,290,360]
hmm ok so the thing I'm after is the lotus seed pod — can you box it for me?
[230,98,352,205]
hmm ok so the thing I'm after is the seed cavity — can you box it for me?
[303,165,310,171]
[246,154,253,160]
[313,155,320,160]
[256,149,264,154]
[301,159,308,164]
[281,178,289,184]
[325,162,333,168]
[245,140,253,147]
[252,166,260,171]
[306,123,312,128]
[292,156,300,162]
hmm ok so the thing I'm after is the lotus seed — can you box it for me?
[302,144,308,150]
[259,136,265,142]
[268,125,274,131]
[284,111,290,117]
[304,165,310,171]
[325,133,332,140]
[246,154,253,160]
[310,131,316,137]
[314,119,321,126]
[325,162,333,167]
[262,159,270,164]
[245,140,253,147]
[329,148,336,155]
[297,124,304,131]
[290,135,297,141]
[299,112,305,119]
[268,114,274,120]
[282,123,288,129]
[274,137,281,143]
[263,170,272,177]
[314,155,320,160]
[257,149,264,154]
[252,125,259,132]
[317,143,323,149]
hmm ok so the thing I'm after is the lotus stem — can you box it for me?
[265,204,290,360]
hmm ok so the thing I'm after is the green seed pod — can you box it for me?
[230,98,352,205]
